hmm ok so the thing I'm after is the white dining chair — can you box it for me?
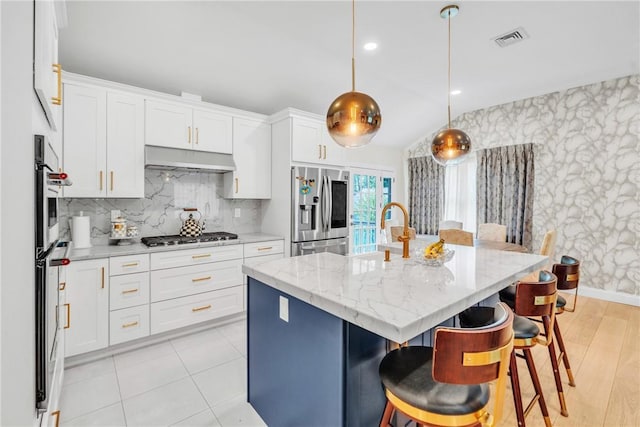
[438,220,463,231]
[477,223,507,242]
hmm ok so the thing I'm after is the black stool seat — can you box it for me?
[499,284,516,308]
[379,346,489,416]
[513,315,540,340]
[556,294,567,308]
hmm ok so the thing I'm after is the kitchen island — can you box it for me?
[242,247,547,426]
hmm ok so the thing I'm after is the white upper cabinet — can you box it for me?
[145,100,233,154]
[193,109,233,154]
[63,83,144,198]
[63,84,107,198]
[107,93,145,197]
[224,118,271,199]
[144,100,192,149]
[291,116,345,166]
[34,0,62,131]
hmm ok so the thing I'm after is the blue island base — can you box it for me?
[248,277,388,427]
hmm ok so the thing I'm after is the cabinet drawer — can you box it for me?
[110,305,150,345]
[150,245,243,270]
[110,272,150,310]
[242,253,284,267]
[243,240,284,258]
[150,287,243,334]
[150,259,242,303]
[110,254,149,276]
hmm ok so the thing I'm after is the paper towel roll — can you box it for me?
[71,215,92,248]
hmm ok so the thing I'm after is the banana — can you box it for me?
[424,239,445,258]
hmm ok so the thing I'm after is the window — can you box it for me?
[443,152,477,233]
[350,169,395,254]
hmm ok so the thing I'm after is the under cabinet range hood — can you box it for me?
[145,146,235,172]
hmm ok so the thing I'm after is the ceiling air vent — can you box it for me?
[493,27,529,47]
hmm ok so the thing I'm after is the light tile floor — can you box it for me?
[60,319,267,427]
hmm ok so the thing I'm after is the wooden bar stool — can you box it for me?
[551,255,581,387]
[378,303,514,427]
[500,260,575,416]
[463,271,558,427]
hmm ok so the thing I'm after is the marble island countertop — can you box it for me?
[242,247,547,343]
[67,232,283,261]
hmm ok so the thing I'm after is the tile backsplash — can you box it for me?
[59,170,261,245]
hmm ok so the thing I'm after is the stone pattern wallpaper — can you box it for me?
[60,170,261,245]
[409,75,639,297]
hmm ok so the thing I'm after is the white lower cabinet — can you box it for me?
[150,259,242,302]
[150,287,244,334]
[65,259,109,357]
[110,272,150,311]
[109,305,150,345]
[65,241,282,356]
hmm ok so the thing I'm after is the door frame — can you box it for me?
[348,167,396,255]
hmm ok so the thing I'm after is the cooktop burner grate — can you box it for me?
[141,232,239,247]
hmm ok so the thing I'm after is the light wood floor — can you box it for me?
[495,295,640,427]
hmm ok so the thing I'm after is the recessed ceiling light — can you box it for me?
[450,89,462,95]
[363,42,378,51]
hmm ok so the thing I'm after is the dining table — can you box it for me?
[377,234,530,254]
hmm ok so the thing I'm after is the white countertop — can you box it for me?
[242,247,547,343]
[67,233,283,261]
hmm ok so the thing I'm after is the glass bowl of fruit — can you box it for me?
[416,239,455,267]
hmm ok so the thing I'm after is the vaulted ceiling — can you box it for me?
[59,1,640,148]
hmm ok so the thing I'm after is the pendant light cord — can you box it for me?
[447,8,452,129]
[351,0,356,92]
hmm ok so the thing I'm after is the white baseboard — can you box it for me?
[576,286,640,307]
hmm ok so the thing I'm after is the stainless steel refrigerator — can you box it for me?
[291,166,350,256]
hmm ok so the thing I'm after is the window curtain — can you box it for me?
[477,144,535,248]
[443,152,477,233]
[408,156,445,235]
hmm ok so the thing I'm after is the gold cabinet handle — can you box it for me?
[192,304,212,312]
[257,246,273,251]
[99,170,103,191]
[188,126,191,144]
[63,304,70,329]
[323,145,327,159]
[121,288,139,294]
[196,128,199,144]
[192,276,212,283]
[122,262,139,267]
[235,178,239,194]
[51,410,61,427]
[319,144,322,159]
[101,267,105,289]
[122,321,139,328]
[110,171,114,192]
[192,254,212,260]
[59,282,66,291]
[51,64,62,105]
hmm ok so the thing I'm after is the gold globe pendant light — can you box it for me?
[326,0,381,148]
[431,5,471,166]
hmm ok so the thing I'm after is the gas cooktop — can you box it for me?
[141,232,239,247]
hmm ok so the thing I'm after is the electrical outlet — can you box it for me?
[279,296,289,322]
[234,208,241,218]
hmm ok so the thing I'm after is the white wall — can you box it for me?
[1,1,47,424]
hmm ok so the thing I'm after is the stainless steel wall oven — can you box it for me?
[35,135,71,410]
